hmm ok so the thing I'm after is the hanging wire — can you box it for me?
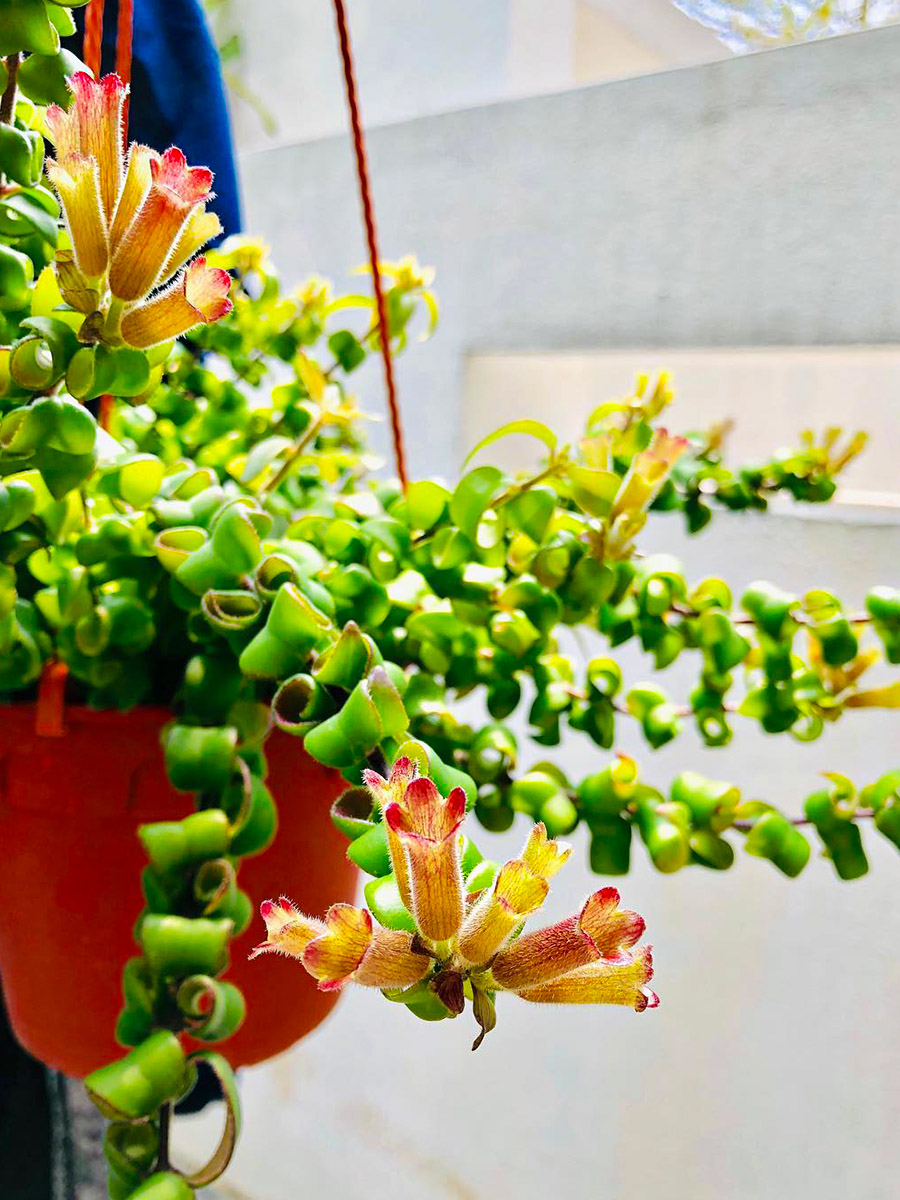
[331,0,409,491]
[83,0,134,431]
[83,0,106,79]
[115,0,134,139]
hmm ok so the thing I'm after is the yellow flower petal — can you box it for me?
[516,945,658,1011]
[352,928,430,989]
[247,896,324,961]
[46,155,108,281]
[301,903,372,990]
[47,72,126,221]
[490,887,646,990]
[159,206,224,285]
[54,249,101,314]
[521,822,572,882]
[120,257,233,349]
[457,859,548,966]
[110,143,158,253]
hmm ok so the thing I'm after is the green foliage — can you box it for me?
[2,25,898,1194]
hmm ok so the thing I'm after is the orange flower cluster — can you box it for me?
[45,72,231,349]
[251,758,657,1048]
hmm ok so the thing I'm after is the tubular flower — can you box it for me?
[120,257,233,349]
[362,756,419,912]
[250,898,429,992]
[515,947,658,1011]
[253,761,657,1048]
[45,155,108,280]
[159,206,224,285]
[613,427,690,519]
[46,72,126,221]
[383,776,467,943]
[44,72,228,349]
[109,143,158,252]
[109,147,213,301]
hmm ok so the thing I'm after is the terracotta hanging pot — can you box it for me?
[0,703,356,1077]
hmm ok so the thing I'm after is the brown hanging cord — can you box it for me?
[331,0,409,491]
[83,0,105,79]
[82,0,134,434]
[84,0,133,102]
[115,0,134,137]
[40,0,133,722]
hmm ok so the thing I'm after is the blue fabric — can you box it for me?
[68,0,242,239]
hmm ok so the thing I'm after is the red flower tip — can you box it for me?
[446,786,467,824]
[151,147,214,204]
[277,896,295,912]
[317,979,346,993]
[99,73,127,97]
[259,899,275,918]
[383,802,405,834]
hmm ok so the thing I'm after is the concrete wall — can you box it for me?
[241,23,900,477]
[188,28,900,1200]
[227,0,722,153]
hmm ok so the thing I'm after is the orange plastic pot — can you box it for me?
[0,704,357,1077]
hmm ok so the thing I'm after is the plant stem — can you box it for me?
[157,1101,172,1172]
[0,54,20,126]
[261,415,324,496]
[732,808,874,832]
[0,54,21,191]
[103,298,127,343]
[492,462,562,511]
[671,602,871,628]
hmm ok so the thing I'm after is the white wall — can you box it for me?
[190,26,900,1200]
[464,348,900,499]
[225,0,724,153]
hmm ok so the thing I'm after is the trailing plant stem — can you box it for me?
[262,415,324,495]
[0,55,19,126]
[732,808,875,832]
[157,1102,172,1172]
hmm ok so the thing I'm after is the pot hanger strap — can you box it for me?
[35,660,68,738]
[180,1052,243,1188]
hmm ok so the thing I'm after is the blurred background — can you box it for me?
[166,4,900,1198]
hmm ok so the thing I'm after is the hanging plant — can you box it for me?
[2,3,900,1198]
